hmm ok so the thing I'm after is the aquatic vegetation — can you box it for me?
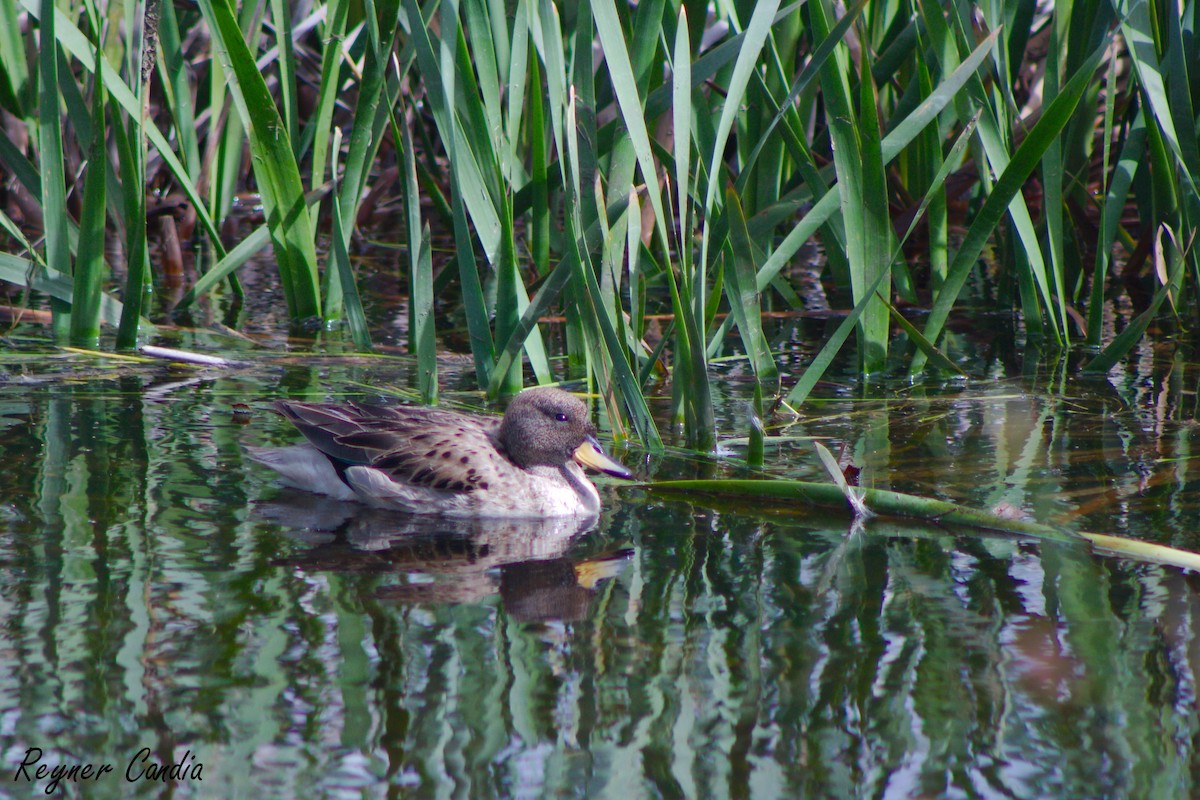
[1,0,1199,451]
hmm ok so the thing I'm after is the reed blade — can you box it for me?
[197,0,322,322]
[68,32,106,348]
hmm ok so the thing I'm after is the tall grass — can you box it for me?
[2,1,1200,449]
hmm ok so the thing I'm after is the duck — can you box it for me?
[247,386,632,517]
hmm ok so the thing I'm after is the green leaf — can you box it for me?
[36,0,69,338]
[725,188,779,390]
[911,36,1108,373]
[69,35,107,347]
[754,29,1000,298]
[197,0,322,322]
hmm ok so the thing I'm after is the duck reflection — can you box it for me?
[261,491,631,622]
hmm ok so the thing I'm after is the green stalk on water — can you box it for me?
[970,5,1056,344]
[666,4,713,448]
[328,128,370,351]
[267,0,299,154]
[725,188,778,394]
[649,476,1085,542]
[36,0,70,340]
[560,90,662,448]
[323,0,399,345]
[911,36,1109,374]
[812,0,890,375]
[155,0,201,182]
[197,0,322,324]
[402,0,533,393]
[68,20,106,348]
[397,94,437,405]
[113,0,152,351]
[305,0,347,202]
[648,474,1200,573]
[1087,57,1141,346]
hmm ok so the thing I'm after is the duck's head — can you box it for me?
[497,387,632,479]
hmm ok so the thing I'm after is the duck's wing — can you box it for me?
[274,401,506,493]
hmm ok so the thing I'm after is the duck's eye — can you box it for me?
[554,412,569,422]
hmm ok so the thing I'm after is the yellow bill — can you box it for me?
[573,436,633,479]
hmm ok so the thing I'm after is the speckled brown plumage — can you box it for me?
[248,387,632,517]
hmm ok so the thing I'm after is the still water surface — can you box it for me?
[1,334,1198,798]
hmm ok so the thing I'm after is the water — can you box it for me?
[1,333,1199,798]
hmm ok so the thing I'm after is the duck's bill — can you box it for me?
[574,437,633,479]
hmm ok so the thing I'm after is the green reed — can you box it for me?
[4,1,1200,452]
